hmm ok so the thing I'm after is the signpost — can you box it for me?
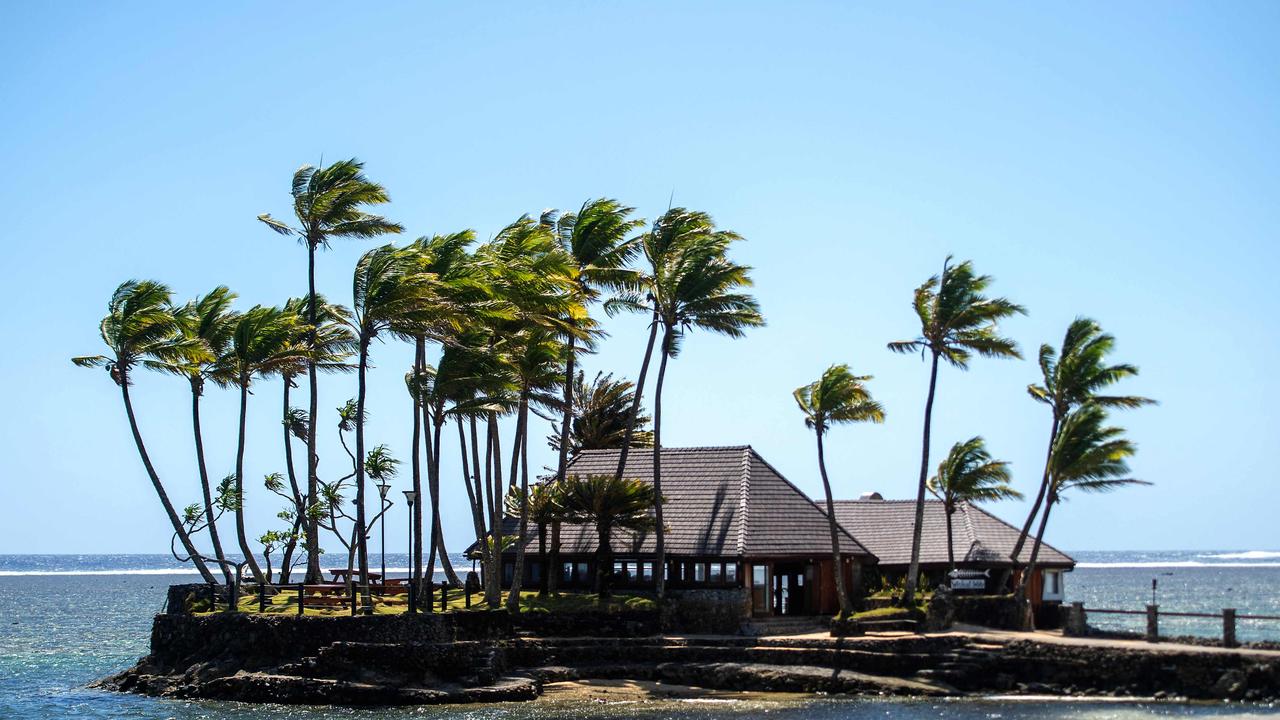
[948,569,990,592]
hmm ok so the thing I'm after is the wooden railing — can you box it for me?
[1067,602,1280,647]
[202,580,478,616]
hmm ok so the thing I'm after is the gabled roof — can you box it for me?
[829,499,1074,568]
[497,446,875,559]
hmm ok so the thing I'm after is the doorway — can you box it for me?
[772,562,808,615]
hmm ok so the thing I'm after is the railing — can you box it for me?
[200,579,480,616]
[1066,602,1280,647]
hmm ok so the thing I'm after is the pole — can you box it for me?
[297,583,304,616]
[406,496,416,614]
[380,500,387,592]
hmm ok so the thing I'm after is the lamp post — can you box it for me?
[403,490,417,613]
[377,482,391,592]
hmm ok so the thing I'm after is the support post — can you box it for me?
[350,584,357,617]
[1223,608,1237,648]
[441,582,447,612]
[408,583,416,614]
[258,584,266,613]
[1145,604,1159,643]
[1065,602,1087,637]
[426,582,434,614]
[296,583,304,616]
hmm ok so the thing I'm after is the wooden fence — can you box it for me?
[1066,602,1280,647]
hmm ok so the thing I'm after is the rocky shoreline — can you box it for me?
[95,610,1280,706]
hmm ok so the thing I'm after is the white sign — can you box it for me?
[950,578,986,590]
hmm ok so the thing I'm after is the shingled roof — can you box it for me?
[830,499,1074,568]
[497,446,875,560]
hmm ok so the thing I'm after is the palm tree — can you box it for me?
[73,281,217,584]
[1023,404,1150,626]
[505,480,564,596]
[212,305,307,584]
[158,287,238,585]
[1010,318,1154,590]
[258,158,403,583]
[545,199,643,503]
[888,256,1025,605]
[609,208,764,598]
[548,371,653,456]
[927,437,1020,573]
[793,364,885,616]
[558,474,658,597]
[350,243,458,609]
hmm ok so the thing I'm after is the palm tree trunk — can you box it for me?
[816,428,851,615]
[354,339,372,611]
[411,340,425,593]
[472,416,489,539]
[486,413,504,607]
[191,380,232,585]
[458,415,485,542]
[120,378,217,585]
[1010,414,1061,597]
[904,351,941,606]
[945,506,956,574]
[304,243,322,584]
[421,372,437,590]
[1021,496,1057,630]
[506,395,531,610]
[279,379,302,585]
[555,333,576,481]
[650,326,672,599]
[234,382,265,584]
[613,310,659,481]
[430,400,461,587]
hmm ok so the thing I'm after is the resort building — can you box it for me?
[486,445,1074,616]
[829,495,1075,607]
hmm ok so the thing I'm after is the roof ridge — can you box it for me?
[577,445,752,454]
[747,448,875,559]
[959,500,979,554]
[736,447,751,556]
[963,501,1076,564]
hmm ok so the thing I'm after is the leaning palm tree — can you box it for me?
[73,280,217,584]
[793,364,885,616]
[558,474,658,597]
[544,199,643,503]
[258,158,403,583]
[927,437,1020,573]
[1022,404,1150,627]
[1011,318,1154,589]
[505,479,564,596]
[211,305,307,584]
[157,287,239,585]
[609,208,764,598]
[548,370,653,457]
[349,243,458,609]
[888,256,1025,605]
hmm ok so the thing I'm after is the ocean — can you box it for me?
[1,551,1277,719]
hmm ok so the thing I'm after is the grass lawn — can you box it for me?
[192,587,656,616]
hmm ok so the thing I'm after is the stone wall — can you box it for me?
[951,594,1022,630]
[512,609,659,637]
[663,588,749,635]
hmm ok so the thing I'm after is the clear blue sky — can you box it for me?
[1,2,1276,555]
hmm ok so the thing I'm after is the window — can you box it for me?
[576,563,589,582]
[710,563,723,582]
[640,562,652,581]
[563,562,574,583]
[726,563,738,583]
[694,563,707,582]
[752,565,766,586]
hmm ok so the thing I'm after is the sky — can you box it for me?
[0,2,1276,556]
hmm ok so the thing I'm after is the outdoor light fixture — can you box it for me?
[377,482,390,500]
[376,482,392,589]
[403,490,417,613]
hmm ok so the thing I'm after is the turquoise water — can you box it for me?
[1,553,1277,718]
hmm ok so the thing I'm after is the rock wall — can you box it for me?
[663,589,749,635]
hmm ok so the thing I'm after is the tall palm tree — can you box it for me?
[505,479,564,596]
[73,281,217,585]
[258,158,403,583]
[1011,318,1154,589]
[558,474,658,597]
[610,208,764,598]
[793,364,885,616]
[1023,404,1150,626]
[545,199,643,502]
[350,243,458,608]
[211,305,307,584]
[159,287,238,585]
[547,370,653,456]
[927,437,1020,573]
[888,256,1025,605]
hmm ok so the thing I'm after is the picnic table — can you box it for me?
[326,569,382,582]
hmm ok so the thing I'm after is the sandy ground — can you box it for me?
[538,678,812,705]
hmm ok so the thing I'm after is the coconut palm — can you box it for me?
[258,158,403,583]
[888,256,1025,605]
[211,305,308,584]
[1010,318,1154,588]
[927,437,1020,573]
[72,280,218,584]
[548,371,653,457]
[544,199,644,500]
[1023,404,1150,626]
[609,208,764,598]
[558,474,658,597]
[349,243,458,608]
[793,364,885,616]
[157,287,238,585]
[505,479,565,596]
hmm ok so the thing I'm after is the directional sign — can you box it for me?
[950,578,986,590]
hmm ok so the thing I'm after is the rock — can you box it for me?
[1211,669,1247,700]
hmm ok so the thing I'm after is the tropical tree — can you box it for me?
[1022,404,1150,626]
[608,208,764,598]
[258,158,403,583]
[505,480,564,596]
[1010,318,1154,592]
[927,437,1020,573]
[793,364,885,616]
[72,280,217,584]
[548,371,653,456]
[888,256,1025,605]
[558,474,658,597]
[211,305,307,584]
[157,286,238,585]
